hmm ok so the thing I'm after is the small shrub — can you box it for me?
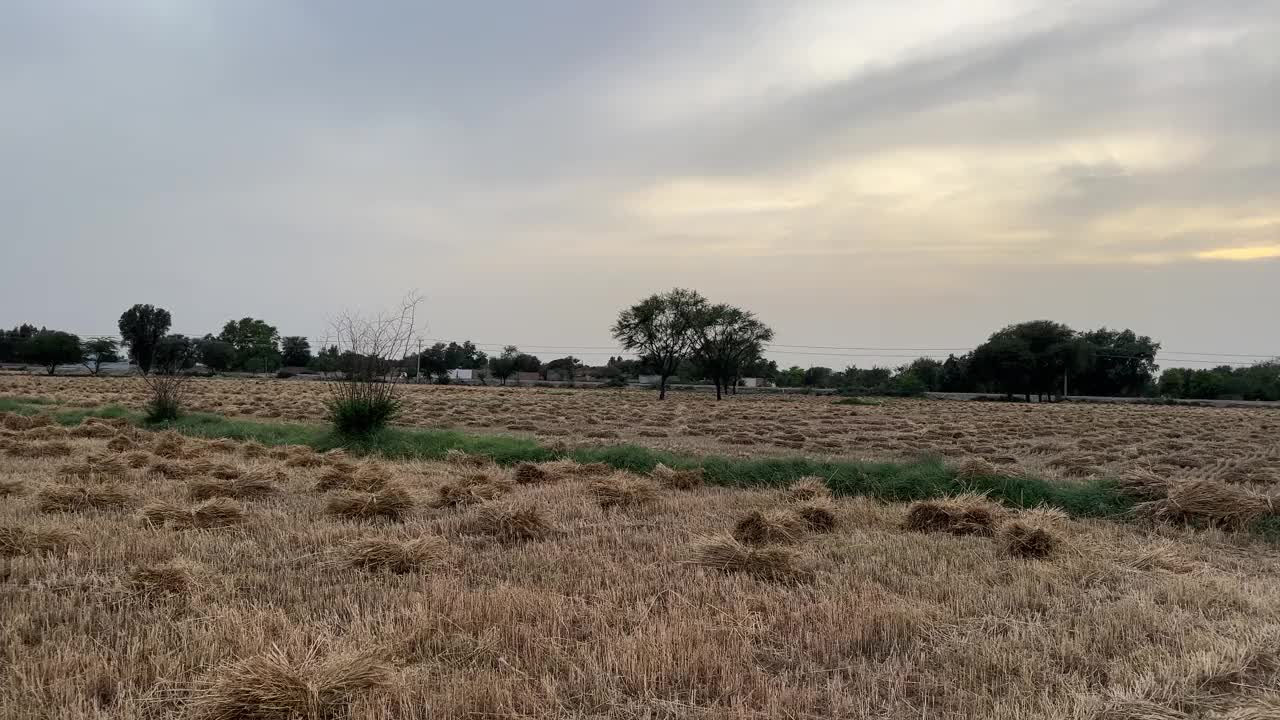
[326,394,401,437]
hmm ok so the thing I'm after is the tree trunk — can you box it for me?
[659,375,668,400]
[715,378,722,401]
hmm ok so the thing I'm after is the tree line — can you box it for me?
[4,298,1276,402]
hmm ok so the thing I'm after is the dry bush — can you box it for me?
[341,536,446,574]
[106,434,140,453]
[795,501,839,532]
[126,561,198,596]
[733,509,804,544]
[903,493,1006,536]
[956,456,1002,480]
[998,520,1060,559]
[191,459,243,480]
[140,498,247,530]
[60,452,128,482]
[122,450,152,468]
[1137,479,1275,529]
[325,486,414,522]
[445,449,493,468]
[203,438,239,453]
[431,473,512,508]
[785,476,832,503]
[4,440,73,458]
[0,478,24,497]
[192,646,394,720]
[149,459,194,479]
[651,462,704,490]
[513,461,552,485]
[1117,467,1169,501]
[466,503,551,542]
[590,473,659,509]
[36,484,133,513]
[188,475,280,501]
[151,433,189,459]
[687,535,800,582]
[0,524,77,556]
[315,464,388,493]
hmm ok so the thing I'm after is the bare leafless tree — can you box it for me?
[323,292,424,435]
[141,340,197,421]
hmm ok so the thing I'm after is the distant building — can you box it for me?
[637,374,662,386]
[739,377,766,388]
[447,368,475,381]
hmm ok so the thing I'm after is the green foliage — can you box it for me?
[218,317,281,371]
[308,345,340,373]
[1074,328,1161,396]
[612,288,710,399]
[0,324,39,363]
[153,335,197,372]
[1159,362,1280,401]
[197,336,235,371]
[693,304,774,400]
[280,336,312,367]
[80,337,120,375]
[544,356,583,382]
[326,393,402,436]
[487,346,539,385]
[118,304,172,374]
[23,331,83,375]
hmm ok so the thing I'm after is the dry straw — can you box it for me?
[340,536,446,574]
[903,493,1006,536]
[37,484,133,513]
[590,474,660,509]
[687,535,801,582]
[431,473,512,508]
[325,486,415,522]
[466,503,551,542]
[733,509,804,545]
[650,463,704,490]
[140,498,247,530]
[191,646,394,720]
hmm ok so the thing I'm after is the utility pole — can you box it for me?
[415,339,422,383]
[1063,372,1068,399]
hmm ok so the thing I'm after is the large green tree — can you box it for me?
[80,338,120,376]
[693,304,774,400]
[25,331,83,375]
[218,318,281,371]
[612,288,710,400]
[972,321,1080,400]
[281,336,312,367]
[1074,328,1161,396]
[118,304,172,374]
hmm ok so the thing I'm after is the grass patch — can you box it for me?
[0,394,1165,522]
[833,397,882,406]
[0,396,136,425]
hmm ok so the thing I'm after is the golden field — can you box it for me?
[3,413,1280,719]
[2,375,1278,485]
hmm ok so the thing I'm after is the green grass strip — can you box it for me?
[2,393,1136,519]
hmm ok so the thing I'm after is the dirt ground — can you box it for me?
[3,418,1280,719]
[3,375,1279,485]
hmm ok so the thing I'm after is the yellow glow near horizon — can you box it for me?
[1196,245,1280,261]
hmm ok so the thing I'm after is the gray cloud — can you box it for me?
[1,0,1277,363]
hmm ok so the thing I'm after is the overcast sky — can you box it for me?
[2,0,1277,368]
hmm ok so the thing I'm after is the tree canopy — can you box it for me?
[118,304,172,374]
[612,288,710,399]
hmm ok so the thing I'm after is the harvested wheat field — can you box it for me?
[4,375,1280,484]
[4,417,1280,718]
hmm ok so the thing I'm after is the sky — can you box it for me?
[2,0,1277,369]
